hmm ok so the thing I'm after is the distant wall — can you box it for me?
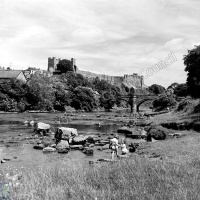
[77,68,146,88]
[48,57,146,88]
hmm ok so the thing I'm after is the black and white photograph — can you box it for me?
[0,0,200,199]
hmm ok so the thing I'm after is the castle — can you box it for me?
[48,57,77,74]
[48,57,146,89]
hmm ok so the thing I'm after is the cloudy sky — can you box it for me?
[0,0,200,87]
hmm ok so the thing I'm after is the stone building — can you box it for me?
[48,57,77,74]
[47,57,146,88]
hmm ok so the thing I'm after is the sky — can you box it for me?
[0,0,200,87]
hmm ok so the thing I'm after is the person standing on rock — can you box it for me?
[109,134,119,161]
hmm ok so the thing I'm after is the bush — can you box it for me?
[176,99,193,112]
[193,122,200,132]
[153,94,177,111]
[145,126,168,140]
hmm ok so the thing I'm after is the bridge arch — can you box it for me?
[136,98,154,112]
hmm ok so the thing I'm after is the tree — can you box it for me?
[54,86,71,111]
[149,84,166,94]
[152,94,177,111]
[60,72,92,90]
[167,82,179,90]
[26,75,55,111]
[183,45,200,98]
[173,83,188,97]
[57,59,74,73]
[71,86,97,111]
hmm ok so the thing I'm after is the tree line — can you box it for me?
[0,72,127,112]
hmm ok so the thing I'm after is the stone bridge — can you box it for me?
[118,89,157,114]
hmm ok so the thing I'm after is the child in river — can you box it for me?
[120,138,129,155]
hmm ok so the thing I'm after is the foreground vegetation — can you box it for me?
[8,153,200,200]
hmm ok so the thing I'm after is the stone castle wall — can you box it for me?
[48,57,146,88]
[77,68,145,88]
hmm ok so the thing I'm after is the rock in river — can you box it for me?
[33,144,44,150]
[70,145,84,150]
[55,127,78,142]
[83,147,94,156]
[56,140,70,153]
[43,147,56,153]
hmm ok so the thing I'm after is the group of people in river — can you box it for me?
[109,128,147,160]
[109,135,129,160]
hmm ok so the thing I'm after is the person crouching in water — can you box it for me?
[120,138,129,156]
[109,134,119,161]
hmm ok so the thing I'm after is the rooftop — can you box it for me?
[0,70,22,79]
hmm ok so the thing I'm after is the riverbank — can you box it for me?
[1,110,200,199]
[9,134,200,200]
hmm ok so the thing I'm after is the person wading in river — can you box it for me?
[109,134,119,161]
[120,138,129,155]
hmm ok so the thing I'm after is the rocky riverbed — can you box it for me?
[0,111,184,170]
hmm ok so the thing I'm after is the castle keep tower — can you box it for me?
[48,57,76,74]
[48,57,61,73]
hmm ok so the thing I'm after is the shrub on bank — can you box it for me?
[193,121,200,132]
[145,126,167,140]
[10,156,200,200]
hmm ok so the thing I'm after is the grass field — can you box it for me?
[5,129,199,200]
[9,153,200,200]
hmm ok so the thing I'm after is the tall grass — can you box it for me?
[10,156,200,200]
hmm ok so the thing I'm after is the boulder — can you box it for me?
[35,122,51,136]
[36,122,51,130]
[83,147,94,156]
[42,137,54,147]
[173,132,183,138]
[43,147,56,153]
[1,159,6,164]
[50,144,56,148]
[56,140,70,153]
[86,136,96,144]
[70,145,84,150]
[33,144,44,150]
[129,143,139,153]
[55,127,78,142]
[72,135,88,145]
[117,126,133,134]
[3,157,12,161]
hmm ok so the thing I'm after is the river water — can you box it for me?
[0,114,143,170]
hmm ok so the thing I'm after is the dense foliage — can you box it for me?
[152,94,177,111]
[184,45,200,98]
[0,72,127,112]
[173,83,188,97]
[57,59,74,73]
[149,84,166,94]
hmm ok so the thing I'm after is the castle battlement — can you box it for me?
[48,57,76,74]
[47,57,146,88]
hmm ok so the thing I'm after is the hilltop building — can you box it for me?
[47,57,146,89]
[48,57,77,75]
